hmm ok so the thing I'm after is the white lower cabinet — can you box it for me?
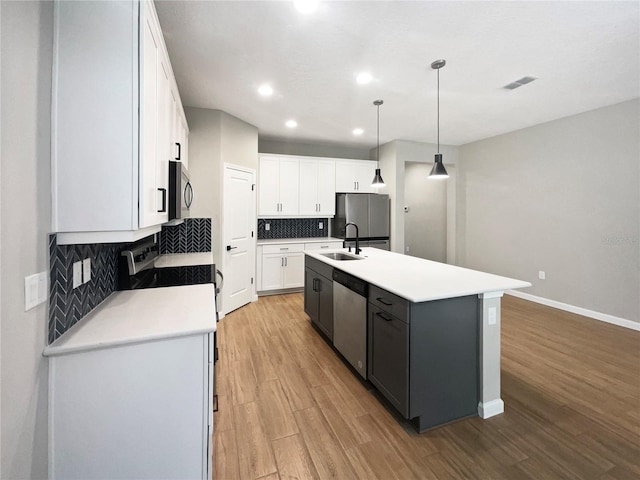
[258,241,343,293]
[47,332,213,479]
[258,243,305,291]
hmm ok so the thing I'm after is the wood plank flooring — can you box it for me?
[213,294,640,479]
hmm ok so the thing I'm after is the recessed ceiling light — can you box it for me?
[352,128,364,135]
[258,84,273,96]
[356,72,373,85]
[285,120,298,128]
[294,0,318,14]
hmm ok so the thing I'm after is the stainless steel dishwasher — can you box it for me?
[332,269,368,379]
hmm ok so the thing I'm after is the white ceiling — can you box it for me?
[155,1,640,148]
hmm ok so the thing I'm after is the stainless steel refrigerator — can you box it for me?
[332,193,390,250]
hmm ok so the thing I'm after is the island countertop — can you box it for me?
[305,247,530,302]
[44,284,216,357]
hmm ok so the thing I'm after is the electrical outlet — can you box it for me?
[404,206,409,213]
[406,245,410,252]
[83,258,91,284]
[265,223,270,231]
[488,307,497,325]
[73,261,83,289]
[319,222,323,230]
[538,270,545,280]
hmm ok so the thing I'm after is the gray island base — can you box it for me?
[304,248,531,432]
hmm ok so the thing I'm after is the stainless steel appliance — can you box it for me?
[169,160,193,221]
[332,269,368,379]
[332,193,390,250]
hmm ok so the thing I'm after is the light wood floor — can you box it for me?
[213,294,640,479]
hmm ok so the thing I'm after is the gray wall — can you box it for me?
[458,99,640,323]
[404,162,447,262]
[379,140,458,258]
[184,107,258,295]
[1,1,52,477]
[259,138,371,160]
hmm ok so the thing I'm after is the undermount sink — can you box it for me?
[321,252,364,261]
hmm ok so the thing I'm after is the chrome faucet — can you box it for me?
[345,222,361,255]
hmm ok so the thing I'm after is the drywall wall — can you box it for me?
[404,162,447,262]
[378,140,458,258]
[259,138,371,160]
[184,107,258,311]
[458,99,640,323]
[1,1,52,477]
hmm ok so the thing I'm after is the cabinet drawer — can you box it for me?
[368,285,409,323]
[262,243,305,254]
[304,241,343,251]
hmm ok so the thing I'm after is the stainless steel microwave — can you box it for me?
[169,160,193,221]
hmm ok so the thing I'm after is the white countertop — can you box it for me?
[306,248,531,303]
[44,284,216,357]
[154,252,214,268]
[257,237,343,245]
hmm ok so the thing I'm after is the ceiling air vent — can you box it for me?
[503,76,538,90]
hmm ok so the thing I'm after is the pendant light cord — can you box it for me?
[437,66,440,154]
[377,103,380,167]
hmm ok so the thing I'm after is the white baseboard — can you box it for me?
[506,290,640,331]
[478,399,504,419]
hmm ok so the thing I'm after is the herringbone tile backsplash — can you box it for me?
[257,218,328,239]
[160,218,211,253]
[48,218,212,343]
[48,234,131,343]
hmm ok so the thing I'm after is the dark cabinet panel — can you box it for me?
[368,303,409,416]
[304,257,334,341]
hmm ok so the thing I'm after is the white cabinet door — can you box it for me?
[258,157,280,215]
[335,160,376,193]
[261,254,284,290]
[353,161,376,193]
[278,158,300,215]
[317,159,336,214]
[282,253,305,288]
[299,158,336,215]
[258,156,299,216]
[299,159,320,215]
[139,9,160,229]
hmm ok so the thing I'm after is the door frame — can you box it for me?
[220,163,257,316]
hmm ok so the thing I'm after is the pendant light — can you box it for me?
[429,59,449,179]
[371,99,385,188]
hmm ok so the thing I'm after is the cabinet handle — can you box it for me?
[376,311,393,322]
[157,188,167,212]
[184,181,194,208]
[280,247,289,251]
[353,181,357,190]
[213,394,219,412]
[320,245,329,249]
[376,297,393,306]
[175,142,181,160]
[281,257,284,267]
[285,257,288,267]
[226,245,237,251]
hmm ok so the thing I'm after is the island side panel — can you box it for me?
[409,295,479,431]
[478,292,504,418]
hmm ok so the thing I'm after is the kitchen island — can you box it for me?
[304,248,530,431]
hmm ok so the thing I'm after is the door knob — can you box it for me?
[226,245,237,251]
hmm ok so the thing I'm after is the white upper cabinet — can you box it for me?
[335,160,377,193]
[258,155,299,216]
[52,0,185,244]
[299,158,336,216]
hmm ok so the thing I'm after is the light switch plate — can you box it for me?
[83,258,91,284]
[319,222,323,229]
[488,307,497,325]
[73,261,82,289]
[265,223,270,231]
[24,272,47,311]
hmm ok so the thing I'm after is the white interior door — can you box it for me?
[222,164,255,314]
